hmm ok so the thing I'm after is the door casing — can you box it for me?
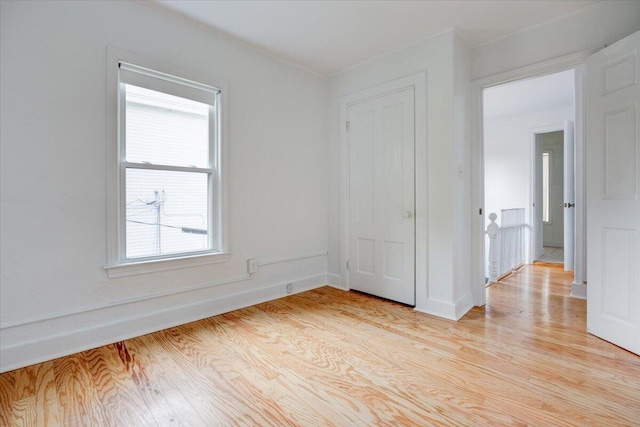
[471,50,595,306]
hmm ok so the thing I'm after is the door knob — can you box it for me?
[404,211,413,218]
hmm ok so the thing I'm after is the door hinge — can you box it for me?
[479,208,482,215]
[346,260,350,271]
[346,121,350,131]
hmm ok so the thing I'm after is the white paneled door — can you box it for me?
[587,30,640,355]
[348,88,415,305]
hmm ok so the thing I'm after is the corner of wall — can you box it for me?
[452,29,473,302]
[326,273,347,290]
[414,291,473,321]
[570,283,587,300]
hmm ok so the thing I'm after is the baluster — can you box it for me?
[486,213,499,283]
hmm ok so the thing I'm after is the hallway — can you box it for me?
[537,246,564,264]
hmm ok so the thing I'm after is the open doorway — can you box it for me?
[482,70,575,284]
[535,130,564,265]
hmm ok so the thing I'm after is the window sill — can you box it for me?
[105,252,231,278]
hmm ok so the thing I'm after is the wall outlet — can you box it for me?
[247,258,258,274]
[285,283,293,294]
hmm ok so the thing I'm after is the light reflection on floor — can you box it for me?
[538,246,563,263]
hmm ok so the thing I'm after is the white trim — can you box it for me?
[10,263,247,330]
[120,61,221,99]
[573,64,588,294]
[326,273,345,290]
[530,123,565,262]
[339,72,427,307]
[106,47,230,273]
[571,283,587,300]
[471,2,605,50]
[8,250,325,329]
[329,28,454,78]
[257,251,327,266]
[122,162,213,174]
[471,49,594,306]
[0,274,328,373]
[472,49,597,90]
[414,293,473,321]
[454,293,475,320]
[105,251,231,278]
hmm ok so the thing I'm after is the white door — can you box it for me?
[563,121,575,271]
[587,30,640,354]
[348,88,415,305]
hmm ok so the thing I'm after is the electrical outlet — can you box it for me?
[247,258,258,274]
[285,283,293,294]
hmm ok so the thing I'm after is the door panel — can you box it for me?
[348,88,415,305]
[604,105,637,198]
[587,30,640,355]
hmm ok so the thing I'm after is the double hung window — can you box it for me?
[107,54,226,276]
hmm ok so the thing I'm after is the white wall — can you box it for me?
[328,30,474,319]
[453,35,472,304]
[472,1,640,80]
[0,1,328,372]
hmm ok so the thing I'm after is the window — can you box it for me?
[106,50,228,277]
[542,151,551,224]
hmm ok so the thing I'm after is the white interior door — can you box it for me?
[348,88,415,305]
[587,30,640,354]
[563,121,575,270]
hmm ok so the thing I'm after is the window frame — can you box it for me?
[106,48,229,278]
[542,150,552,225]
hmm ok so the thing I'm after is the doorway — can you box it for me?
[535,130,564,264]
[340,73,428,307]
[472,30,640,356]
[346,87,416,305]
[481,70,576,285]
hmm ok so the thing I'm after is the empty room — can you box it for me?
[1,1,640,425]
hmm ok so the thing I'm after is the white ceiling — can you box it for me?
[483,69,575,120]
[156,0,599,76]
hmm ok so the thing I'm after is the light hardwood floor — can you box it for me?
[1,264,639,426]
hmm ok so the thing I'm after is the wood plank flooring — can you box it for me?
[1,264,639,426]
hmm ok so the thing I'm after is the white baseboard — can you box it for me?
[326,273,347,290]
[0,274,327,373]
[414,292,474,321]
[571,282,587,300]
[454,293,475,320]
[543,241,564,248]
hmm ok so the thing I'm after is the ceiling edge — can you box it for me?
[471,0,605,50]
[147,1,329,79]
[327,26,458,79]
